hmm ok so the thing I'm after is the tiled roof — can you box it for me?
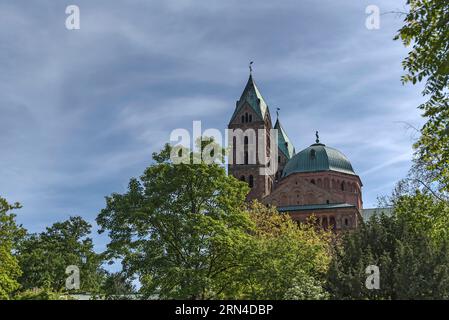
[274,118,295,159]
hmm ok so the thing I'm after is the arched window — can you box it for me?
[240,176,245,182]
[241,115,245,123]
[249,175,254,188]
[311,179,315,185]
[310,149,316,159]
[244,136,248,145]
[322,217,328,230]
[249,114,252,122]
[244,151,249,165]
[344,218,349,227]
[233,137,236,164]
[245,113,249,123]
[330,217,336,230]
[341,181,345,191]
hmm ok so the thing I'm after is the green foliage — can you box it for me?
[393,191,449,242]
[235,202,331,300]
[101,272,136,300]
[395,1,449,190]
[97,143,332,299]
[17,216,105,293]
[327,192,449,299]
[0,197,25,300]
[14,288,69,300]
[97,142,252,299]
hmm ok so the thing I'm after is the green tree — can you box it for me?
[327,192,449,299]
[17,216,104,294]
[97,142,252,299]
[395,0,449,191]
[236,202,331,300]
[14,288,69,300]
[101,272,136,300]
[0,197,25,299]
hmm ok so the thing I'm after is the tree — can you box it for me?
[97,142,253,299]
[14,288,69,300]
[327,192,449,299]
[395,1,449,191]
[236,202,331,300]
[101,272,136,300]
[17,216,104,293]
[0,197,25,299]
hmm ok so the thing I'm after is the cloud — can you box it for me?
[0,0,424,235]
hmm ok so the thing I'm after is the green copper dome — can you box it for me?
[282,142,355,177]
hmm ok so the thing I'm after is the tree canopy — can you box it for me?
[327,192,449,299]
[236,202,331,300]
[0,197,25,299]
[97,142,252,299]
[17,216,104,293]
[395,0,449,191]
[97,143,333,299]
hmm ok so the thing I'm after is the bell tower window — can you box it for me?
[233,137,237,164]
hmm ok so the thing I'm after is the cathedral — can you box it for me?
[228,73,363,230]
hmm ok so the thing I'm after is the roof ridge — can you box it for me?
[229,74,269,124]
[274,118,295,159]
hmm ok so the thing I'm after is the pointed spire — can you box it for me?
[274,116,295,159]
[229,70,269,124]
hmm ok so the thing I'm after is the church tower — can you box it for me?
[228,73,274,201]
[274,116,295,184]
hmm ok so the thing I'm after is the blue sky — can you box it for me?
[1,0,424,251]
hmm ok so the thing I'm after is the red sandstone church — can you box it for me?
[228,73,363,230]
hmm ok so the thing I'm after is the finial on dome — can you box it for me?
[276,107,280,119]
[315,131,320,144]
[249,61,254,74]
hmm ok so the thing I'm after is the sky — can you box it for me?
[0,0,425,252]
